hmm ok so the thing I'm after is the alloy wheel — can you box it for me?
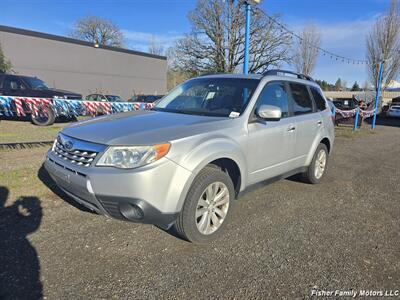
[195,181,230,235]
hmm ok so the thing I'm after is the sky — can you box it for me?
[1,0,396,85]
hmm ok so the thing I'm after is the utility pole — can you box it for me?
[371,60,384,129]
[243,0,261,75]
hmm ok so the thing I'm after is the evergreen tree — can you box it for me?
[351,81,361,91]
[334,78,342,91]
[0,42,12,73]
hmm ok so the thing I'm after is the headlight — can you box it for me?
[96,143,170,169]
[51,138,57,151]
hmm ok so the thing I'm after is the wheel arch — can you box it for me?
[175,154,246,213]
[305,135,333,166]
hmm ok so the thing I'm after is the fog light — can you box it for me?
[119,203,144,220]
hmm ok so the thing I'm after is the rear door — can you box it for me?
[247,81,297,184]
[287,82,321,167]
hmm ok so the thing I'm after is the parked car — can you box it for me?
[0,74,82,125]
[387,105,400,118]
[128,95,163,103]
[85,94,124,102]
[45,70,335,243]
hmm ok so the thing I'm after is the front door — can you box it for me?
[247,81,297,184]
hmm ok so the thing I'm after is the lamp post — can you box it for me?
[243,0,261,75]
[371,60,384,129]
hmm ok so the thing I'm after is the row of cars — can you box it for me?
[0,73,163,125]
[85,94,163,103]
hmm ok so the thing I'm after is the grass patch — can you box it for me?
[335,126,378,139]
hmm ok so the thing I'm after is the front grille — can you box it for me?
[53,141,98,167]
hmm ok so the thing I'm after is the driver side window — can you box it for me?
[256,82,289,118]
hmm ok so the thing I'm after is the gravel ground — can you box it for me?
[0,120,399,299]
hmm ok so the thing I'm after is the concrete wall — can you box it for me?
[0,26,167,99]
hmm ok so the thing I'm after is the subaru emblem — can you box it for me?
[64,141,74,151]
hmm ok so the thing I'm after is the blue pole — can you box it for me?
[353,107,360,131]
[243,2,251,75]
[371,60,384,129]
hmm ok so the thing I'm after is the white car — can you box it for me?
[387,105,400,118]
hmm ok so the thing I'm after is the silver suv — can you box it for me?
[44,70,334,243]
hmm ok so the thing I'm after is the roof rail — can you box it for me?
[198,72,226,77]
[263,69,314,82]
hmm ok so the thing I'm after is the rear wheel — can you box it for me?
[301,143,329,184]
[174,166,235,243]
[31,105,55,126]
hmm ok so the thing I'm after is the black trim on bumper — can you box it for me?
[96,195,179,230]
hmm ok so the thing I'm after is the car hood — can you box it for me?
[49,88,82,97]
[62,110,232,145]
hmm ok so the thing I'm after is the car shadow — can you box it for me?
[37,164,94,214]
[0,186,43,299]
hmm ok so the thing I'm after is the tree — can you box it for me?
[366,0,400,90]
[148,36,164,55]
[341,80,348,91]
[362,81,370,91]
[70,16,124,47]
[335,78,342,91]
[351,81,361,91]
[0,42,12,73]
[292,24,321,76]
[172,0,292,76]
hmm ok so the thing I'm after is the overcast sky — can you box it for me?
[1,0,396,85]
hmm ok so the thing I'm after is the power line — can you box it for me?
[258,9,369,65]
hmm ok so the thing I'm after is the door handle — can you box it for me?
[317,120,322,126]
[287,125,296,132]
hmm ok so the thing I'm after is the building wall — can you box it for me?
[324,91,400,104]
[0,27,167,99]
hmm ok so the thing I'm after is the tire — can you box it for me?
[301,143,329,184]
[31,105,55,126]
[174,165,235,243]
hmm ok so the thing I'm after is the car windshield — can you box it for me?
[23,77,49,90]
[154,78,259,117]
[106,95,123,102]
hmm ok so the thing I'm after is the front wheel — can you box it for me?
[31,105,55,126]
[301,143,329,184]
[174,166,235,243]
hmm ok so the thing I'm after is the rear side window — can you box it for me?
[310,87,327,111]
[3,77,25,91]
[256,82,290,118]
[289,83,313,115]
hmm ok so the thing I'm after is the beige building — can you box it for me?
[0,25,167,99]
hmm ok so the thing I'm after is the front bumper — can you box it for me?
[44,149,192,229]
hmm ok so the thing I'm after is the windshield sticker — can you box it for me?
[229,111,240,118]
[206,92,216,100]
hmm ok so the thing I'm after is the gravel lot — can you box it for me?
[0,119,399,299]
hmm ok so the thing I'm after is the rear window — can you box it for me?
[310,87,327,111]
[289,83,313,115]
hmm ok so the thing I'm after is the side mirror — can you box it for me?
[256,105,282,121]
